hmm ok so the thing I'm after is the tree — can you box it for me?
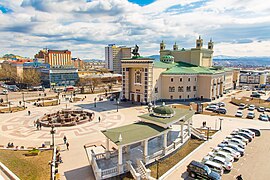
[78,78,87,93]
[88,78,101,93]
[0,64,18,82]
[22,69,41,88]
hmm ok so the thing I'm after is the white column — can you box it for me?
[181,123,184,143]
[144,140,148,163]
[188,119,191,136]
[105,138,110,159]
[163,132,168,154]
[118,145,123,173]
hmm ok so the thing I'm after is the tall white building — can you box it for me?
[105,44,131,74]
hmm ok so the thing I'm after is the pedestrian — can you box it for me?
[236,174,243,180]
[34,120,36,127]
[19,101,22,106]
[98,116,101,123]
[66,142,69,150]
[28,111,31,116]
[85,96,86,99]
[39,123,42,130]
[63,136,67,144]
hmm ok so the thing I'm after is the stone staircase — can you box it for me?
[127,160,154,180]
[191,127,207,140]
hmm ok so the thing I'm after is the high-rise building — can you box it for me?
[36,49,72,67]
[105,44,131,74]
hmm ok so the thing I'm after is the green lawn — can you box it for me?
[0,149,52,180]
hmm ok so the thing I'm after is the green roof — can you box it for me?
[154,61,227,75]
[102,122,166,146]
[139,108,194,125]
[162,55,174,59]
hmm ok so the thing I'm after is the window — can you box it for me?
[180,78,182,82]
[193,86,197,91]
[169,86,175,92]
[187,95,190,99]
[179,95,182,99]
[170,95,173,99]
[178,86,184,92]
[135,71,141,84]
[186,86,191,92]
[188,78,191,82]
[195,77,197,81]
[155,87,158,93]
[171,78,174,82]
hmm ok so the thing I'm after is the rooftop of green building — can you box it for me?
[154,61,229,75]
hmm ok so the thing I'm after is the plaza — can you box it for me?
[0,89,270,180]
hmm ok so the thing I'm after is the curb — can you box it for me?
[159,130,221,180]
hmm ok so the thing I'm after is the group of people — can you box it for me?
[202,121,207,127]
[63,136,69,150]
[7,142,14,148]
[34,119,42,130]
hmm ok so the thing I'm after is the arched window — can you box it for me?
[135,71,141,84]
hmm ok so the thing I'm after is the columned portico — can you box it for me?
[181,123,184,143]
[143,139,148,163]
[163,131,168,154]
[105,138,110,159]
[188,119,191,136]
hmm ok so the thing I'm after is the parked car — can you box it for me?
[235,110,243,117]
[1,89,8,95]
[217,102,225,107]
[213,107,227,114]
[211,156,233,171]
[223,138,246,149]
[258,90,266,94]
[248,104,255,111]
[239,129,255,138]
[203,161,224,176]
[237,132,253,142]
[248,128,261,136]
[213,147,240,160]
[250,93,261,98]
[208,151,234,163]
[7,85,19,91]
[246,111,255,119]
[187,160,221,179]
[265,108,270,112]
[259,114,269,121]
[238,103,246,109]
[226,144,245,156]
[231,135,249,145]
[206,105,218,111]
[257,107,265,112]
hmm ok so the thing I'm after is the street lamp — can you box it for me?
[219,118,223,131]
[22,92,25,109]
[50,124,56,148]
[94,97,97,108]
[8,102,11,113]
[116,100,119,112]
[155,158,160,179]
[207,127,210,140]
[57,92,60,104]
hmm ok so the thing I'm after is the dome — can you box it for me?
[161,55,174,64]
[152,103,175,118]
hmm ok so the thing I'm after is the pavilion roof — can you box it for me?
[138,108,194,127]
[101,122,166,146]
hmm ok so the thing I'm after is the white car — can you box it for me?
[240,129,255,138]
[232,135,249,145]
[211,156,233,171]
[213,147,240,160]
[224,138,246,149]
[239,103,246,109]
[206,105,218,111]
[248,104,255,111]
[235,110,243,117]
[259,114,269,121]
[246,111,255,119]
[208,151,234,163]
[203,160,224,175]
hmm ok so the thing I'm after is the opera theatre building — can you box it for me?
[121,37,239,103]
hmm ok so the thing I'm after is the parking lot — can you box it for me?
[223,130,270,180]
[205,90,270,121]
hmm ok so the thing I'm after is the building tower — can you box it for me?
[208,38,214,50]
[160,40,166,51]
[196,36,203,49]
[173,42,178,51]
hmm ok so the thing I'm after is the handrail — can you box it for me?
[0,162,20,180]
[101,166,118,176]
[127,161,141,180]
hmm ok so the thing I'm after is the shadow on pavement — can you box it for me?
[64,165,93,180]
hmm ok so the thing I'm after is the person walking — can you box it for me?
[39,123,42,130]
[28,111,31,116]
[66,142,69,150]
[19,101,22,106]
[98,116,101,123]
[63,136,67,144]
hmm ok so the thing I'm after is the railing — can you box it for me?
[95,153,106,160]
[91,156,102,180]
[127,161,141,180]
[101,166,118,177]
[0,162,20,180]
[166,143,174,152]
[148,150,163,160]
[137,160,151,179]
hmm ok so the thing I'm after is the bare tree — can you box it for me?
[23,69,41,88]
[78,78,87,93]
[88,77,101,93]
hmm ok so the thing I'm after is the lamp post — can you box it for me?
[156,158,160,179]
[94,97,97,108]
[8,102,11,112]
[5,94,8,103]
[22,92,25,109]
[207,127,210,140]
[219,118,223,131]
[50,124,56,148]
[57,92,60,104]
[116,100,119,112]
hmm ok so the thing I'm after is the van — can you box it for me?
[204,161,224,175]
[187,160,221,180]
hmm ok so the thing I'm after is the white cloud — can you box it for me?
[0,0,270,59]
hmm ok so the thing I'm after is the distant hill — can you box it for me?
[83,59,104,63]
[213,56,270,66]
[147,55,160,61]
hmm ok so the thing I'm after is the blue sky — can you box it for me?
[0,0,270,59]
